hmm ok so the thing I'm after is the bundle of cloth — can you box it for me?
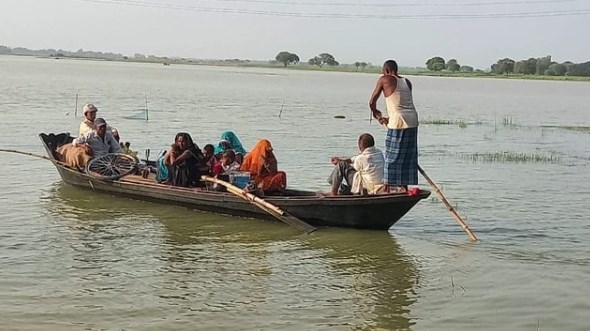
[56,144,91,170]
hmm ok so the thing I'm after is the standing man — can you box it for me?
[368,60,419,192]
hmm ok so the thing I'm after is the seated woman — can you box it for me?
[240,139,287,194]
[214,131,247,164]
[163,132,205,187]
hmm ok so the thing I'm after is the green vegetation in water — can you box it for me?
[541,125,590,134]
[462,152,560,163]
[421,118,483,128]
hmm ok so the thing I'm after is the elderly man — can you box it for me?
[73,117,122,158]
[325,133,385,196]
[79,103,119,141]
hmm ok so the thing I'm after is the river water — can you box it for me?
[0,55,589,330]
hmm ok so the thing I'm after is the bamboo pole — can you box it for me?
[202,175,317,234]
[418,165,478,242]
[0,148,69,167]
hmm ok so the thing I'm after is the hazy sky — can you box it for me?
[1,0,589,69]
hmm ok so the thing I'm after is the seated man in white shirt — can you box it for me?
[326,133,385,196]
[72,117,122,158]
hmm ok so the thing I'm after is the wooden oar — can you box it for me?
[418,165,478,242]
[202,175,317,234]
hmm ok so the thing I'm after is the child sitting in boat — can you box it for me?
[214,131,247,164]
[201,144,215,175]
[212,150,241,176]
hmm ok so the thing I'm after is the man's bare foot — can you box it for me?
[315,191,335,198]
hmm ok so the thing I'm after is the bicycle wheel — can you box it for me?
[86,153,139,180]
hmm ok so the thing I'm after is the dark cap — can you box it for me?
[94,117,107,128]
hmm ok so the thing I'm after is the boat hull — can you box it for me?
[41,133,430,230]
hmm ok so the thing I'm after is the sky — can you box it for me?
[1,0,589,69]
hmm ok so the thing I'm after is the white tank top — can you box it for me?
[384,77,418,129]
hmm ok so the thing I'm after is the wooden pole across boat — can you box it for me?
[202,175,317,234]
[418,165,477,242]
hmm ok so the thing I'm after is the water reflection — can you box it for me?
[43,183,419,330]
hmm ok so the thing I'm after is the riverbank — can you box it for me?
[5,53,590,82]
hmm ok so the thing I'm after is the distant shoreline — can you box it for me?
[4,53,589,82]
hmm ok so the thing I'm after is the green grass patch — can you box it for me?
[421,118,483,127]
[462,152,560,163]
[541,125,590,134]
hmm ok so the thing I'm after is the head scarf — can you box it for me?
[213,139,232,156]
[240,139,272,175]
[215,131,247,155]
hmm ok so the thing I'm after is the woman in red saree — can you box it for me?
[240,139,287,194]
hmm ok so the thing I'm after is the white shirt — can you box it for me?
[350,146,385,194]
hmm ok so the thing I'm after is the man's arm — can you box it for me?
[331,156,352,165]
[368,77,384,120]
[72,134,87,147]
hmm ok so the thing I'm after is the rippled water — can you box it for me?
[0,55,589,330]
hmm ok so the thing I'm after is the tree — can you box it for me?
[459,65,474,73]
[426,57,445,71]
[546,63,567,76]
[359,62,368,71]
[354,61,360,71]
[515,58,536,75]
[275,51,299,67]
[492,58,515,74]
[308,56,322,67]
[446,59,460,73]
[536,56,552,75]
[566,62,590,76]
[308,53,339,67]
[319,53,339,67]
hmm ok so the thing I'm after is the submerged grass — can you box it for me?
[421,118,483,127]
[541,125,590,134]
[462,152,560,163]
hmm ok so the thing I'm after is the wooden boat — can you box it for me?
[40,133,431,230]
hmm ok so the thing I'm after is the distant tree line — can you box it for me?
[0,44,127,60]
[490,56,590,77]
[425,54,590,77]
[425,56,474,73]
[275,51,344,68]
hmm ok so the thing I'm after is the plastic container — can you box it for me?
[229,171,251,189]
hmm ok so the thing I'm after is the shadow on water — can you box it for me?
[41,183,420,330]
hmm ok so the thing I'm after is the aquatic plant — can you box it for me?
[421,118,483,127]
[462,152,560,163]
[541,125,590,134]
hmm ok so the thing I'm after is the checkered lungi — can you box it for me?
[384,127,418,185]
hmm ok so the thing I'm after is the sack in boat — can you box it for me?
[56,144,91,170]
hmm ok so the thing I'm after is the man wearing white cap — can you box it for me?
[79,103,119,140]
[73,117,122,158]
